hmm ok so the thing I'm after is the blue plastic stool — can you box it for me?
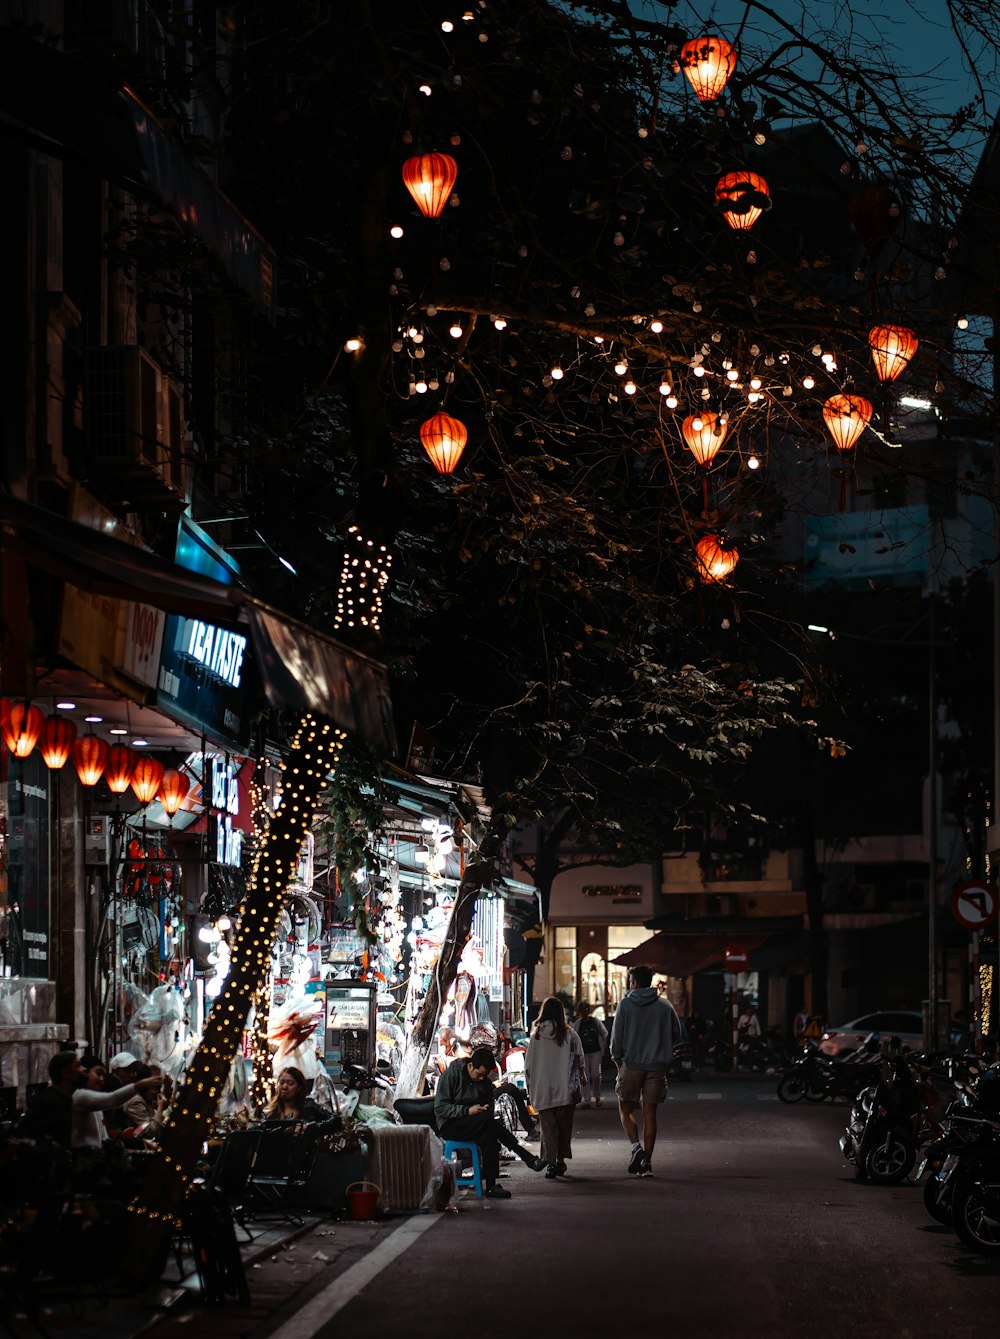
[444,1140,485,1197]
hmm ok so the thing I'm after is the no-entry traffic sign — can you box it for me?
[951,882,998,931]
[724,944,749,969]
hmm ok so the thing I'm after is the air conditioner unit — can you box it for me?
[87,346,185,511]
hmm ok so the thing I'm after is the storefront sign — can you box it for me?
[582,885,643,901]
[156,614,255,750]
[209,756,244,867]
[3,757,50,979]
[117,602,166,690]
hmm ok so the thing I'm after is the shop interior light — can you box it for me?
[56,701,75,710]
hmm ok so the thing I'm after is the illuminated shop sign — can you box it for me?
[210,756,244,868]
[181,619,247,688]
[156,615,255,750]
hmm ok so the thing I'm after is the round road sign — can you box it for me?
[724,944,749,969]
[951,882,997,931]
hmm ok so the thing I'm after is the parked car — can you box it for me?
[820,1010,924,1056]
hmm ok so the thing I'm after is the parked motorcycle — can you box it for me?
[779,1037,881,1104]
[919,1068,1000,1249]
[839,1039,929,1183]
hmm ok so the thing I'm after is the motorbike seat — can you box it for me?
[393,1096,439,1134]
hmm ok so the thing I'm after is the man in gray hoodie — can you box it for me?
[609,965,680,1177]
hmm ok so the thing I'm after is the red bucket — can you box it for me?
[346,1181,380,1221]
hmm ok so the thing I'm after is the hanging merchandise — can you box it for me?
[452,969,477,1033]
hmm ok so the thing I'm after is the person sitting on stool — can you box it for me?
[434,1044,547,1199]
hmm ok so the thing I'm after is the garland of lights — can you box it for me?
[128,715,344,1241]
[333,525,393,634]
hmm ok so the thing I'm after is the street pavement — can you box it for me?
[15,1074,1000,1338]
[261,1073,1000,1339]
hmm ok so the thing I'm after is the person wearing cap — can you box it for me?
[71,1054,161,1149]
[102,1051,142,1137]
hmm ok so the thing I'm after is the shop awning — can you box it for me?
[0,32,275,311]
[1,494,396,754]
[247,606,394,752]
[611,932,771,977]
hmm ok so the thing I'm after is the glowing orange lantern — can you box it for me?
[715,171,769,230]
[695,534,739,582]
[40,716,77,769]
[72,735,109,787]
[105,745,137,795]
[682,412,727,467]
[131,755,166,805]
[402,153,458,219]
[420,412,468,474]
[680,35,737,103]
[1,701,43,758]
[823,393,872,453]
[158,768,190,818]
[869,325,918,382]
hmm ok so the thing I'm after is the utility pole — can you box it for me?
[928,590,938,1048]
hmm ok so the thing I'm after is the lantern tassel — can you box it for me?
[839,471,847,513]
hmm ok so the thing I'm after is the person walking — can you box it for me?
[573,1001,608,1107]
[526,996,585,1180]
[609,966,680,1178]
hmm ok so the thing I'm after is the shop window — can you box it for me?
[555,927,576,948]
[553,947,577,999]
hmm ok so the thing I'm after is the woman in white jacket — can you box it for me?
[526,997,584,1180]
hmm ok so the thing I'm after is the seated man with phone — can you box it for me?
[433,1045,546,1199]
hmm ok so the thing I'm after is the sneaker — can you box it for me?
[485,1184,512,1199]
[544,1165,560,1180]
[638,1161,653,1178]
[627,1144,645,1176]
[524,1154,547,1173]
[594,1098,603,1107]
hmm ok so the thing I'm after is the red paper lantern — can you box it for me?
[695,535,739,583]
[158,768,191,818]
[402,153,458,219]
[680,35,737,103]
[682,412,727,467]
[715,171,770,231]
[40,716,77,769]
[1,701,43,759]
[848,185,901,256]
[823,393,872,452]
[131,755,166,805]
[105,745,138,795]
[72,735,109,787]
[869,325,918,382]
[420,412,468,474]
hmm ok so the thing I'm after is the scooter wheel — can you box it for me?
[777,1073,807,1104]
[953,1176,1000,1254]
[865,1130,915,1185]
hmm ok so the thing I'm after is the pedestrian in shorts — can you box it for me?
[609,965,680,1178]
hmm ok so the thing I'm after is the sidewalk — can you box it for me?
[1,1211,389,1339]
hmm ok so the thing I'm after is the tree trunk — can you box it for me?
[122,715,339,1284]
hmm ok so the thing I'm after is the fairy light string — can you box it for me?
[128,715,345,1242]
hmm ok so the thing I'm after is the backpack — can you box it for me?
[577,1016,602,1054]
